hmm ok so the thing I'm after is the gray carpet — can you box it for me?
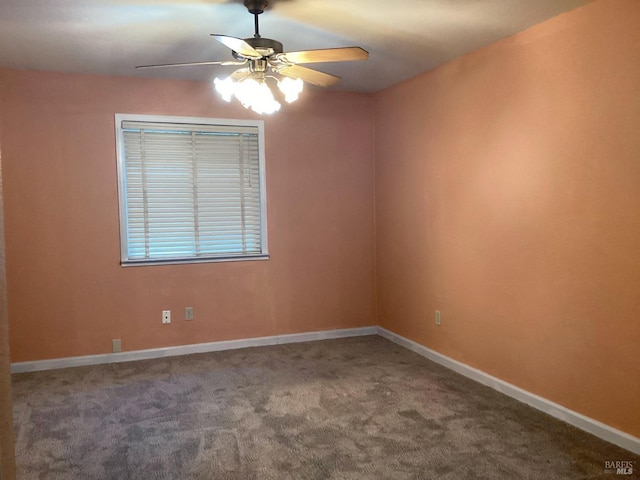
[11,336,639,479]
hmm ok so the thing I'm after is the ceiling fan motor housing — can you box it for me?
[244,0,268,15]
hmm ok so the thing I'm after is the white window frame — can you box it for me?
[115,113,268,266]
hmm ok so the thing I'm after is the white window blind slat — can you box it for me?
[116,114,267,265]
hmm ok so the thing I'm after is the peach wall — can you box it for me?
[374,0,640,437]
[0,68,375,362]
[0,147,17,479]
[2,0,638,447]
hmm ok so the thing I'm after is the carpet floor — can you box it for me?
[11,335,639,479]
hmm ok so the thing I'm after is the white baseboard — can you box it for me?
[10,326,378,374]
[11,324,638,455]
[377,327,640,456]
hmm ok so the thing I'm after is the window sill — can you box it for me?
[121,254,270,267]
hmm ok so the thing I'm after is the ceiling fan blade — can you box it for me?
[210,34,262,59]
[278,65,341,87]
[136,60,246,69]
[279,47,369,64]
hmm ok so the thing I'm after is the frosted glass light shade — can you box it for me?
[214,72,303,114]
[278,77,304,103]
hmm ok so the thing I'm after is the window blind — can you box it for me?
[118,118,266,264]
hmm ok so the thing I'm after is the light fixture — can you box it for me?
[137,0,369,115]
[214,60,304,115]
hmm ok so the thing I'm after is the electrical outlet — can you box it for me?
[162,310,171,324]
[435,310,441,326]
[185,307,194,321]
[112,339,122,353]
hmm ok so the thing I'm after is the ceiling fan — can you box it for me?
[136,0,369,113]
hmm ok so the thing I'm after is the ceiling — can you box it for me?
[0,0,591,93]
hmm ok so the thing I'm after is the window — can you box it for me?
[115,114,268,266]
